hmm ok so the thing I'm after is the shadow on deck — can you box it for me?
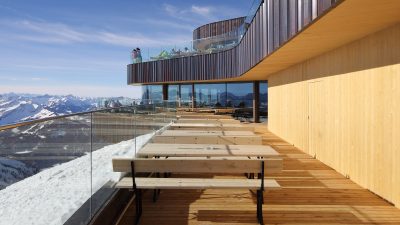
[116,125,400,225]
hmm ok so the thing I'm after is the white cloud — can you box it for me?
[30,77,48,81]
[162,3,243,24]
[144,19,193,31]
[191,5,214,18]
[0,76,48,82]
[95,31,165,47]
[18,20,86,42]
[163,3,179,15]
[0,19,190,48]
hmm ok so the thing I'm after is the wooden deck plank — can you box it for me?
[116,124,400,225]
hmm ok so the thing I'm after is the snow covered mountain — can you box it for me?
[0,93,134,125]
[0,157,37,189]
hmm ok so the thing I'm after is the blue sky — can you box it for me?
[0,0,251,98]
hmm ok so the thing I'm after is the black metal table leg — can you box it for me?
[135,189,142,225]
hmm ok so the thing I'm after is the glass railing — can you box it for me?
[131,0,264,63]
[0,101,177,225]
[244,0,263,24]
[133,28,244,63]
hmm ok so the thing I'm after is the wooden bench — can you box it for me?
[175,118,240,124]
[170,123,254,131]
[112,158,281,224]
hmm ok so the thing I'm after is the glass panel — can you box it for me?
[141,86,149,103]
[0,103,177,224]
[259,82,268,121]
[195,83,226,108]
[180,84,192,107]
[168,85,179,101]
[90,107,136,217]
[148,85,163,103]
[0,116,92,224]
[226,83,254,108]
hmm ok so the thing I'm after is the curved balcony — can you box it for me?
[128,0,339,85]
[193,17,245,40]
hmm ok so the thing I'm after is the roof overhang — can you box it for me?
[230,0,400,81]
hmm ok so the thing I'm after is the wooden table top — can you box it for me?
[159,130,256,136]
[137,143,280,158]
[171,123,247,128]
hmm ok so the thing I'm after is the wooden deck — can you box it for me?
[116,123,400,225]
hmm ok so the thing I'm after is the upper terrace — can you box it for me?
[127,0,400,85]
[127,0,339,84]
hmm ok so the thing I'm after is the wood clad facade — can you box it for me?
[127,0,339,85]
[193,17,245,40]
[268,23,400,208]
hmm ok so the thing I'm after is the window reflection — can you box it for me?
[226,83,253,108]
[180,84,192,107]
[260,82,268,119]
[195,83,226,108]
[142,82,268,119]
[141,85,162,104]
[168,85,179,101]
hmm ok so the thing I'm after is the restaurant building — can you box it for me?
[128,0,400,209]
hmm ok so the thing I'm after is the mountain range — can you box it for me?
[0,93,134,126]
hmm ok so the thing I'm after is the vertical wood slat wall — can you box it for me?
[128,0,338,85]
[268,23,400,208]
[193,17,246,40]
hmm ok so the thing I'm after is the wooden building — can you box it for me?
[127,0,400,209]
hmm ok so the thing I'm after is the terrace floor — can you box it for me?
[116,120,400,225]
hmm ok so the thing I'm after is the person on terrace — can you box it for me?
[136,47,142,63]
[131,49,137,63]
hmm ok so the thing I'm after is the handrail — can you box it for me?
[0,98,182,131]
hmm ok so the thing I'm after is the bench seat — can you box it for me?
[116,177,281,190]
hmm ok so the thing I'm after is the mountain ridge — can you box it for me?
[0,93,133,125]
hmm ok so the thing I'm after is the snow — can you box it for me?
[0,158,36,189]
[0,132,155,225]
[14,150,33,154]
[11,128,19,133]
